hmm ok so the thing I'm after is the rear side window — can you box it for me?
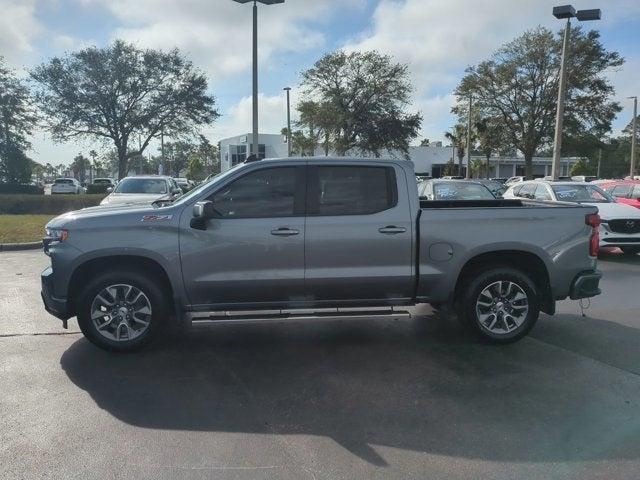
[210,166,298,218]
[632,185,640,200]
[518,183,536,198]
[308,166,397,215]
[610,185,632,197]
[533,184,552,200]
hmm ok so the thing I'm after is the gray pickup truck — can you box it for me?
[41,157,602,351]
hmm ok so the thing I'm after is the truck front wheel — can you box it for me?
[459,267,540,344]
[76,269,169,352]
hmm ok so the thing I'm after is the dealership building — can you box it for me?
[218,133,580,178]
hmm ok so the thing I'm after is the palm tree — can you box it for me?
[445,124,467,175]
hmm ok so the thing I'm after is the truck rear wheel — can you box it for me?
[458,267,540,344]
[76,269,169,352]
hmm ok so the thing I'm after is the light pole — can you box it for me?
[233,0,285,159]
[465,95,472,179]
[629,96,637,178]
[551,5,601,180]
[283,87,292,157]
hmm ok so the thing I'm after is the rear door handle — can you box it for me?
[378,226,407,234]
[271,227,300,236]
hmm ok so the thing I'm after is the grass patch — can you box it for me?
[0,194,105,215]
[0,215,54,243]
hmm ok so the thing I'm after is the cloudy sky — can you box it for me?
[1,0,639,165]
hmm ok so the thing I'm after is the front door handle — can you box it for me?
[271,227,300,236]
[378,226,407,234]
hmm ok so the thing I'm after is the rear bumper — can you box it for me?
[41,267,72,322]
[569,270,602,300]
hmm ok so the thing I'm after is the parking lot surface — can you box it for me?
[1,250,639,479]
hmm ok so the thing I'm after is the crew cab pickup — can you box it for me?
[41,157,602,351]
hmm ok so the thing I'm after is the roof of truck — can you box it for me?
[252,156,404,164]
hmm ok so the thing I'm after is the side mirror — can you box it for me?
[106,187,113,193]
[191,201,217,230]
[171,187,182,196]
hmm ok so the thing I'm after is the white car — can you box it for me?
[504,176,525,187]
[504,180,640,254]
[100,175,182,206]
[51,178,84,194]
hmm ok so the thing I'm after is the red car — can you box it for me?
[600,180,640,209]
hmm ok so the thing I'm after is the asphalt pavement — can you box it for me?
[1,250,639,480]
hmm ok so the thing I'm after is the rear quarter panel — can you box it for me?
[417,203,598,302]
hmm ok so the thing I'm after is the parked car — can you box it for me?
[475,179,507,198]
[441,175,464,180]
[41,157,602,352]
[175,177,195,193]
[599,180,640,209]
[571,175,597,183]
[100,175,182,206]
[419,179,497,200]
[86,178,117,194]
[51,178,84,194]
[504,180,640,254]
[505,176,525,186]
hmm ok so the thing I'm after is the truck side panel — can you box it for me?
[417,204,598,303]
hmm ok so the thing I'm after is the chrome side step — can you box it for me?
[187,307,411,327]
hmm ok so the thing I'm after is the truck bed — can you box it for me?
[419,199,577,209]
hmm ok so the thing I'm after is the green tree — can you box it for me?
[300,50,422,157]
[475,117,504,178]
[444,124,468,174]
[71,154,90,182]
[454,27,623,178]
[0,56,37,183]
[31,40,219,180]
[0,144,32,183]
[163,141,195,177]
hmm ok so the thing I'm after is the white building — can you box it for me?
[218,133,580,178]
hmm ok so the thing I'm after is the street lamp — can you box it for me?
[233,0,285,159]
[283,87,292,157]
[630,96,638,178]
[551,5,601,180]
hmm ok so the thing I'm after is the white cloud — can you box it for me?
[83,0,362,83]
[210,91,298,141]
[0,0,42,65]
[344,0,640,142]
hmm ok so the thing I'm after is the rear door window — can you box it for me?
[533,184,552,200]
[610,185,632,198]
[518,183,536,198]
[308,166,397,215]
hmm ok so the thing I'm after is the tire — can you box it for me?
[458,267,540,344]
[76,268,169,352]
[620,247,640,255]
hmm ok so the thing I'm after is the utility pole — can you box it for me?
[551,17,571,180]
[597,147,602,179]
[551,5,601,180]
[284,87,292,157]
[160,126,165,176]
[465,95,472,179]
[630,96,637,178]
[252,0,259,157]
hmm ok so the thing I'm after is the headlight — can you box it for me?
[45,228,69,242]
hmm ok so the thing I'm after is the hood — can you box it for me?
[46,202,166,229]
[100,192,170,206]
[583,201,640,220]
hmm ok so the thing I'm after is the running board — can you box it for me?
[187,307,411,327]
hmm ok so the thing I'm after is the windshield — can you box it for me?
[433,182,496,200]
[114,178,167,194]
[93,179,112,185]
[163,164,245,207]
[55,179,73,184]
[551,184,613,203]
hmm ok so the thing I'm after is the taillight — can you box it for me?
[585,214,601,257]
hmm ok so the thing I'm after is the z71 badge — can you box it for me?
[141,214,173,222]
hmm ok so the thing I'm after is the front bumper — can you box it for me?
[41,267,72,324]
[569,270,602,300]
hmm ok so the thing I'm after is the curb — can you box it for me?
[0,241,42,252]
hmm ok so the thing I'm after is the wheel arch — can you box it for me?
[67,254,176,318]
[453,250,554,315]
